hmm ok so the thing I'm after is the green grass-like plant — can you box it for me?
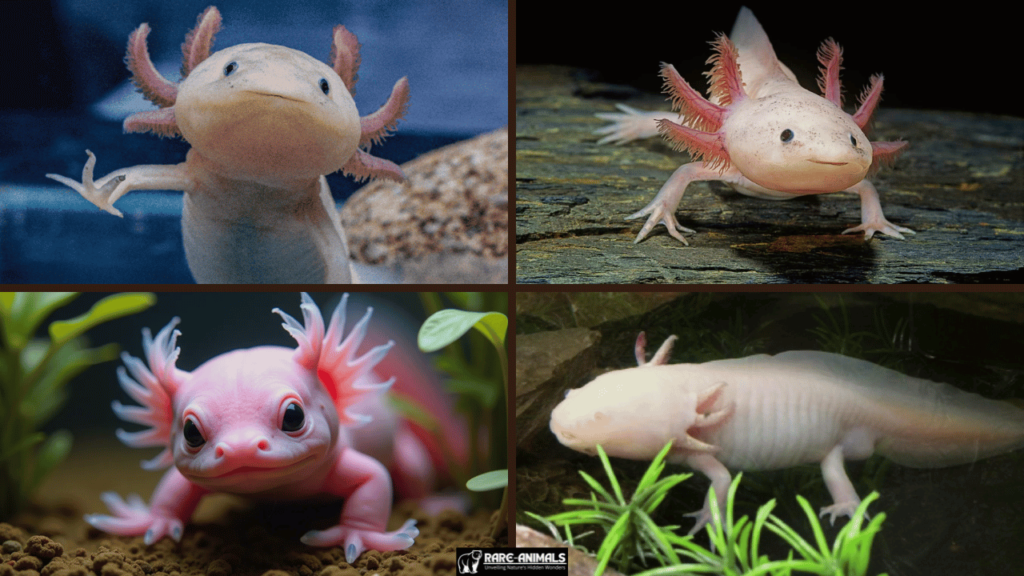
[539,440,888,576]
[0,292,156,519]
[543,442,693,575]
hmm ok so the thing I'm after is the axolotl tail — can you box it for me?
[787,351,1024,468]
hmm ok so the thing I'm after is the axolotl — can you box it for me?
[550,332,1024,534]
[594,7,912,245]
[47,7,408,283]
[85,293,459,563]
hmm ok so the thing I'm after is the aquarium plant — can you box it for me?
[417,293,508,537]
[0,292,156,519]
[539,440,888,576]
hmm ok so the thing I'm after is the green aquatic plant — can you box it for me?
[416,293,508,537]
[541,440,888,576]
[543,441,693,575]
[645,475,887,576]
[809,295,876,358]
[0,292,156,519]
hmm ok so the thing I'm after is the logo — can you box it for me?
[457,549,483,574]
[456,548,568,574]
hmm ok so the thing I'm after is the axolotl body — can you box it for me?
[594,7,912,245]
[47,7,408,283]
[550,333,1024,534]
[85,293,462,563]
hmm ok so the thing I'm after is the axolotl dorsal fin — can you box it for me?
[726,6,799,93]
[273,293,395,427]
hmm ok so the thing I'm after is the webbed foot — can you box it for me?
[842,219,915,240]
[46,150,126,217]
[818,500,863,526]
[83,492,184,545]
[626,198,695,245]
[684,506,713,536]
[593,104,663,145]
[301,518,418,563]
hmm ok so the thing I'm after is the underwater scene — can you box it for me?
[1,291,508,575]
[516,293,1024,576]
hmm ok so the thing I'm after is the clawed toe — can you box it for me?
[818,501,861,526]
[45,150,125,217]
[842,221,915,241]
[626,203,694,245]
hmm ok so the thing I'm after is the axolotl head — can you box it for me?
[723,89,874,193]
[168,346,340,494]
[113,293,394,495]
[550,365,732,461]
[175,43,361,184]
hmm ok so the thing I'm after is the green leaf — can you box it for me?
[595,512,631,576]
[418,309,507,352]
[596,445,625,506]
[49,293,156,346]
[387,395,440,434]
[0,432,44,463]
[576,471,617,505]
[466,469,507,491]
[1,293,79,349]
[445,377,501,409]
[25,341,119,427]
[24,430,72,497]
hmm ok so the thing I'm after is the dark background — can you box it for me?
[517,1,1020,117]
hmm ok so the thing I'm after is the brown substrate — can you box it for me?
[2,436,504,576]
[2,501,500,576]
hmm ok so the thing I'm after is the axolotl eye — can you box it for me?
[224,61,238,76]
[319,78,330,95]
[780,129,794,143]
[183,418,205,448]
[849,133,858,147]
[281,402,305,432]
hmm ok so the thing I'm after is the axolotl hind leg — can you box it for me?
[593,104,673,145]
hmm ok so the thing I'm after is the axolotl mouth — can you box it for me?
[243,90,305,103]
[189,453,318,482]
[807,160,849,166]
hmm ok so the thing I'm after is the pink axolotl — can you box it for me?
[46,6,408,283]
[85,293,461,563]
[594,7,912,245]
[550,332,1024,535]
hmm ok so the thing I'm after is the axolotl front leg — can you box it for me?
[301,447,419,563]
[46,151,191,217]
[626,163,748,244]
[84,467,207,545]
[841,179,915,241]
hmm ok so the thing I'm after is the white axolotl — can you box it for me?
[594,7,912,245]
[550,332,1024,534]
[47,6,408,283]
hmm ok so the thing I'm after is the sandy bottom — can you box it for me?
[2,435,503,576]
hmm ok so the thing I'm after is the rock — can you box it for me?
[342,127,508,283]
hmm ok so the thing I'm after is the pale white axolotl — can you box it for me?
[47,6,408,283]
[594,7,912,245]
[550,332,1024,535]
